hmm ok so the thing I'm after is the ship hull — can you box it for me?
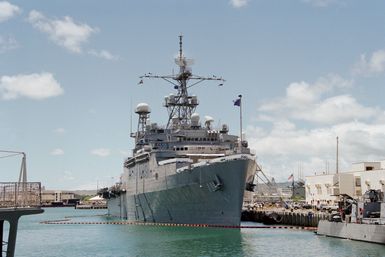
[317,220,385,244]
[107,157,255,226]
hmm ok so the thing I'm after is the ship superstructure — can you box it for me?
[103,36,257,226]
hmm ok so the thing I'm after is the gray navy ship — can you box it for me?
[102,36,257,226]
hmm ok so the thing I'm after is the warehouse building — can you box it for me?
[305,161,385,206]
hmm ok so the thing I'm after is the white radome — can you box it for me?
[135,103,151,114]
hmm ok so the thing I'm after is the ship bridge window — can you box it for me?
[175,147,188,151]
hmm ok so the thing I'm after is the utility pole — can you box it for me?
[239,94,243,143]
[336,136,339,174]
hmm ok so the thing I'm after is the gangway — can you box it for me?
[0,150,43,257]
[254,164,290,206]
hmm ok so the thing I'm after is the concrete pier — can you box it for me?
[242,210,330,227]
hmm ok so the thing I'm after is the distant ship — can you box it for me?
[102,36,257,226]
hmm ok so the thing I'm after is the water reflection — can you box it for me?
[13,209,385,257]
[123,225,244,257]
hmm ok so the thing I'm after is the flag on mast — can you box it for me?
[288,173,294,181]
[233,95,241,106]
[233,95,243,142]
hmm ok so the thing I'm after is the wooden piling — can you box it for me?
[241,209,330,227]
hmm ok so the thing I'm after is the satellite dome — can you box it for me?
[191,113,200,122]
[135,103,151,114]
[204,115,214,129]
[204,115,214,123]
[191,113,200,126]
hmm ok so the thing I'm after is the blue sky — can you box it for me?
[1,0,385,189]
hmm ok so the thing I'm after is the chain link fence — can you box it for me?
[0,182,42,208]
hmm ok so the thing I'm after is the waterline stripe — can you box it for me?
[39,220,317,231]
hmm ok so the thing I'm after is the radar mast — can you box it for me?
[139,35,225,129]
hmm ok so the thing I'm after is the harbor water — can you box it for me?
[9,208,385,257]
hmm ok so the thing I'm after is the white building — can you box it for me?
[41,190,75,204]
[306,161,385,206]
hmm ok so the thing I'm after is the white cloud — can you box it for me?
[261,74,352,110]
[0,1,20,22]
[53,128,66,134]
[0,72,63,100]
[302,0,343,7]
[88,49,119,60]
[51,148,64,155]
[230,0,250,8]
[354,50,385,76]
[63,170,75,181]
[119,150,130,156]
[258,74,365,124]
[0,35,18,53]
[27,10,98,53]
[247,121,385,182]
[91,148,111,157]
[294,94,378,124]
[248,73,385,182]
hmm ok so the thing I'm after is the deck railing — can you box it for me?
[0,182,42,208]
